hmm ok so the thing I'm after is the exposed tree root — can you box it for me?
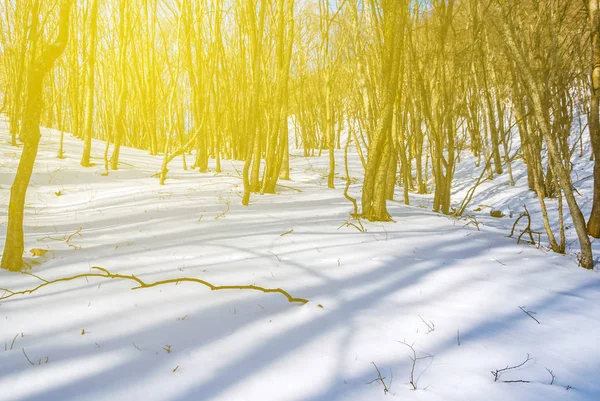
[0,266,309,304]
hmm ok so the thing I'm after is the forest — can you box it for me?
[0,1,599,400]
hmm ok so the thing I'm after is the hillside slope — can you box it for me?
[0,120,599,401]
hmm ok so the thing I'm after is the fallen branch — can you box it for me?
[276,183,303,193]
[463,214,482,231]
[367,362,391,395]
[398,341,433,390]
[508,206,539,246]
[491,354,533,383]
[418,315,435,334]
[37,226,82,244]
[0,266,308,305]
[518,306,540,324]
[215,197,231,219]
[22,348,34,365]
[337,219,366,233]
[280,229,294,236]
[66,227,83,243]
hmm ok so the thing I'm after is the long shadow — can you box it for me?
[2,127,599,400]
[3,231,555,401]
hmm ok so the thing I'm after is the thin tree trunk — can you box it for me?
[587,0,600,238]
[2,0,73,271]
[80,0,99,167]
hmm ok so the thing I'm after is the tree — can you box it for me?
[109,0,130,171]
[587,0,600,238]
[361,0,407,221]
[80,0,100,167]
[495,0,594,269]
[1,0,74,271]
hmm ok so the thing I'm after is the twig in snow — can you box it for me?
[66,227,83,243]
[508,206,540,246]
[9,333,19,350]
[229,161,241,177]
[491,354,533,382]
[418,315,435,334]
[337,219,366,233]
[463,214,482,231]
[457,330,460,346]
[37,226,82,244]
[215,197,231,219]
[398,341,434,390]
[367,362,390,395]
[518,306,540,324]
[545,367,556,385]
[0,266,309,305]
[276,183,303,193]
[22,348,34,365]
[22,271,49,283]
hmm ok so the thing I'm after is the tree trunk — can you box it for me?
[361,1,405,221]
[81,0,99,167]
[2,0,73,271]
[501,21,594,269]
[587,0,600,238]
[109,1,128,171]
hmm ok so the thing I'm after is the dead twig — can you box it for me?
[215,197,231,219]
[22,348,34,365]
[337,219,366,233]
[518,306,540,324]
[8,333,19,350]
[268,251,282,262]
[491,354,533,383]
[37,226,82,245]
[398,341,433,390]
[508,206,540,246]
[276,183,303,193]
[367,362,391,395]
[0,266,309,305]
[66,227,83,243]
[280,229,294,236]
[418,315,435,334]
[463,214,482,231]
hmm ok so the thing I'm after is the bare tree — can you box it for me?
[1,0,74,271]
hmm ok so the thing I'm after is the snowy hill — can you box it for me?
[1,119,599,401]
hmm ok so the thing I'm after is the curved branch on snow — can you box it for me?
[0,266,309,305]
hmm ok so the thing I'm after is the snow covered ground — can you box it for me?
[1,117,599,401]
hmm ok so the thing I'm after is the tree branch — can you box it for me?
[0,266,309,305]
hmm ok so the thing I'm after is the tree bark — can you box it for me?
[80,0,99,167]
[501,20,594,269]
[587,0,600,238]
[2,0,73,271]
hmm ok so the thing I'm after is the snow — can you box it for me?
[1,116,599,401]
